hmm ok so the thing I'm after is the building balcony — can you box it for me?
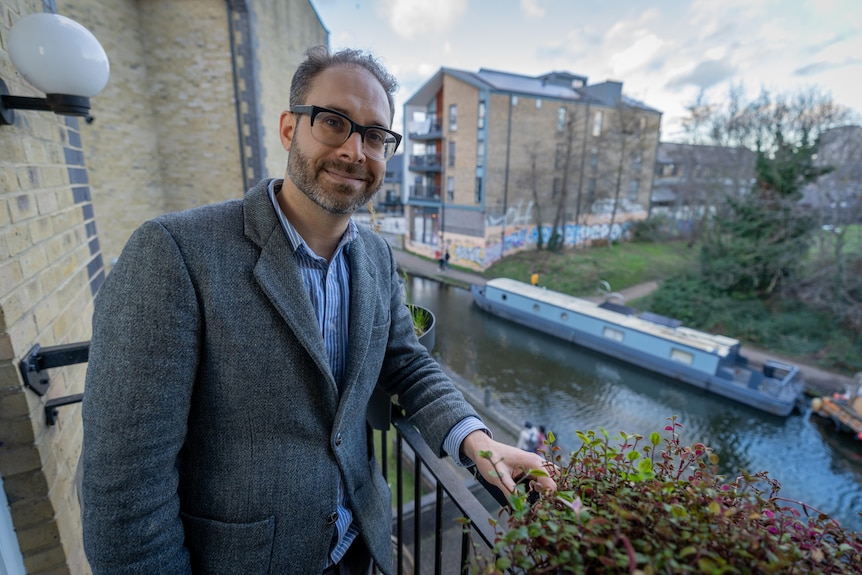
[409,184,441,203]
[408,122,443,141]
[409,154,442,173]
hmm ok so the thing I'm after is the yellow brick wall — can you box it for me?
[0,1,327,572]
[56,0,167,268]
[1,0,94,569]
[442,76,478,206]
[252,0,328,178]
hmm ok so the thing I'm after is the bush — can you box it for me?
[470,417,862,574]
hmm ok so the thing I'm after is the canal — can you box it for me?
[407,275,862,533]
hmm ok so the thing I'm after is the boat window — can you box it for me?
[670,348,694,365]
[501,294,507,300]
[602,327,624,342]
[560,312,568,321]
[532,304,540,312]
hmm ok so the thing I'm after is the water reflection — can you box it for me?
[408,276,862,532]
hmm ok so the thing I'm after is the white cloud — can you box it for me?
[380,0,468,39]
[520,0,545,19]
[609,34,665,77]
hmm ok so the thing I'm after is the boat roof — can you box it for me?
[485,278,741,356]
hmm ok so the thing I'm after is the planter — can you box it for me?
[367,304,436,430]
[408,303,436,353]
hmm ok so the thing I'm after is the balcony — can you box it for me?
[409,154,442,173]
[408,184,441,203]
[408,122,443,141]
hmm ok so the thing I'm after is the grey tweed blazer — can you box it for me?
[81,179,480,574]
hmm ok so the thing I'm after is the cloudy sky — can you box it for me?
[311,0,861,142]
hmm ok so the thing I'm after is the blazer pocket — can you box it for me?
[181,512,275,574]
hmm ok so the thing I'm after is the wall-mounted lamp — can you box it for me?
[1,13,110,126]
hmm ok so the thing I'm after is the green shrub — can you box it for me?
[470,417,862,574]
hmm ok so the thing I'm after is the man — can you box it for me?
[81,46,553,574]
[517,421,539,452]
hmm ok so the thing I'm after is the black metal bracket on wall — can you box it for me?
[18,341,90,425]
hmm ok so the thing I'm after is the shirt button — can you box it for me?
[335,434,343,446]
[326,512,339,525]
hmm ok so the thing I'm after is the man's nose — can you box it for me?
[338,130,366,161]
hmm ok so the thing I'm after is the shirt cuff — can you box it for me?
[443,416,491,467]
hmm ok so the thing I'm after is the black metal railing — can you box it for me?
[408,122,443,141]
[409,184,442,201]
[409,154,442,172]
[381,416,498,574]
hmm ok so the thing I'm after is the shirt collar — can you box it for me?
[266,178,358,256]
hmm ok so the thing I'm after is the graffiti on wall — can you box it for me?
[485,198,535,227]
[439,220,635,270]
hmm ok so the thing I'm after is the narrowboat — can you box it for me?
[471,278,803,416]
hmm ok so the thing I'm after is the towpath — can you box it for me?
[392,248,855,396]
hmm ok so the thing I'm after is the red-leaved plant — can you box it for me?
[469,416,862,574]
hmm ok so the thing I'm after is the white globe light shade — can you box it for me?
[8,13,110,98]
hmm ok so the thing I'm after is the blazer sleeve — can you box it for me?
[82,220,198,574]
[371,238,481,456]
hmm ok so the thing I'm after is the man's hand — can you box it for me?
[461,430,557,497]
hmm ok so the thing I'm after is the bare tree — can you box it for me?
[518,144,546,250]
[594,102,655,247]
[679,85,860,327]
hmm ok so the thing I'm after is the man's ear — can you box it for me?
[279,110,296,152]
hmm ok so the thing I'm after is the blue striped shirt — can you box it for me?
[266,180,487,566]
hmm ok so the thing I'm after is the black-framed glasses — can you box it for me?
[290,105,402,161]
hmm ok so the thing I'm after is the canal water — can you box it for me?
[407,276,862,533]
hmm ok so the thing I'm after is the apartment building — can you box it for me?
[403,67,662,270]
[651,142,756,219]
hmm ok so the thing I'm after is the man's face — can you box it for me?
[282,65,390,215]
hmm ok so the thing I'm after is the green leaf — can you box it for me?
[637,458,653,473]
[650,431,661,446]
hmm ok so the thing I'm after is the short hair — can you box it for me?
[290,45,399,124]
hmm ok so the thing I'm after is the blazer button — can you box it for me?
[326,512,339,525]
[335,433,343,446]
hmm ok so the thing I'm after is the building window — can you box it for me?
[628,179,639,201]
[552,177,560,198]
[448,140,455,167]
[557,106,567,132]
[478,101,486,129]
[476,140,485,167]
[554,143,565,169]
[592,110,603,137]
[475,176,483,203]
[590,147,598,171]
[631,150,642,173]
[449,104,457,131]
[447,176,454,201]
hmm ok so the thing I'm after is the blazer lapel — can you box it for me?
[343,238,377,396]
[243,182,339,404]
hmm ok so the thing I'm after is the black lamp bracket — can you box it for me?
[1,78,92,125]
[19,341,90,425]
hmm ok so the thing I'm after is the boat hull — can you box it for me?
[471,281,803,416]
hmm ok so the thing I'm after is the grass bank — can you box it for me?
[484,240,861,376]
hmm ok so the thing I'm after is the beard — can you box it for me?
[286,138,382,215]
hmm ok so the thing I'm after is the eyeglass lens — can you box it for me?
[312,109,398,160]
